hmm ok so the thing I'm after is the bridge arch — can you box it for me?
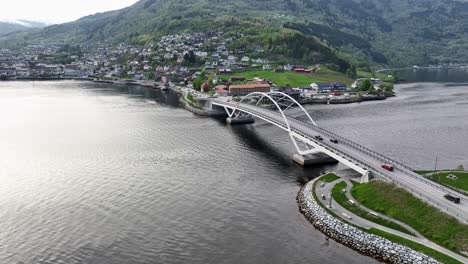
[228,91,318,155]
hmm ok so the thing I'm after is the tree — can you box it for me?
[359,79,373,91]
[183,51,196,65]
[392,71,400,82]
[380,82,394,93]
[207,75,214,88]
[346,65,357,79]
[456,165,465,171]
[193,77,203,90]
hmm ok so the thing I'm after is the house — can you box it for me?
[201,82,210,92]
[215,85,229,97]
[241,56,250,63]
[252,58,265,64]
[218,68,232,75]
[229,83,271,96]
[276,87,301,100]
[311,82,348,92]
[352,78,382,89]
[332,82,348,90]
[164,53,174,59]
[284,64,294,71]
[195,51,208,58]
[263,64,272,70]
[293,68,305,73]
[252,77,268,84]
[229,76,246,82]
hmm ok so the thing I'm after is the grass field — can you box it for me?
[428,171,468,192]
[331,181,414,235]
[351,181,468,254]
[218,67,354,87]
[320,173,340,183]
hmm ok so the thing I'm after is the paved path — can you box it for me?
[341,179,425,239]
[314,178,468,264]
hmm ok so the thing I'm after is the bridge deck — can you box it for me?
[213,100,468,223]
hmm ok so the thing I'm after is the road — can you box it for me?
[315,178,468,264]
[212,99,468,223]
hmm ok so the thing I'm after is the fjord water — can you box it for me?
[0,79,467,264]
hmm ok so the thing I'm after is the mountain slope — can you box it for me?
[2,0,468,66]
[0,20,48,36]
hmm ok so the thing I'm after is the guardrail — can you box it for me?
[218,101,467,222]
[230,102,463,197]
[218,102,465,196]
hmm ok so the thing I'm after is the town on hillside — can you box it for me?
[0,32,396,103]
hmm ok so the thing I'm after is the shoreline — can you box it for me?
[0,77,162,89]
[0,78,395,116]
[297,177,439,264]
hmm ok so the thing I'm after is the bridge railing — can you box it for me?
[221,102,468,221]
[229,102,461,196]
[286,114,462,195]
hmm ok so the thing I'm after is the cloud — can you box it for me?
[0,0,139,24]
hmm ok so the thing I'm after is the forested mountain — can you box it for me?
[2,0,468,66]
[0,20,48,36]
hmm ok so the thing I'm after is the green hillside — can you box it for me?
[2,0,468,66]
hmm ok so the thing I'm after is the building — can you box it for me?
[311,82,348,92]
[352,78,382,89]
[218,68,232,75]
[229,83,271,96]
[293,68,313,73]
[215,85,229,97]
[229,76,246,82]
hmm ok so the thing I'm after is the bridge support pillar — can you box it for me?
[292,153,338,166]
[227,117,255,125]
[360,171,372,183]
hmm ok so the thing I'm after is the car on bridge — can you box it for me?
[315,135,323,141]
[330,138,339,144]
[381,164,394,171]
[444,194,461,204]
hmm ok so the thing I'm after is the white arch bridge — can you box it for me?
[209,92,468,223]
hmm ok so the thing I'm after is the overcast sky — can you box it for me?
[0,0,139,24]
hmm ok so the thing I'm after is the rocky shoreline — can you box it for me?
[297,179,439,264]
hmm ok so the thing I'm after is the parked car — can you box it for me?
[315,135,323,141]
[330,139,339,144]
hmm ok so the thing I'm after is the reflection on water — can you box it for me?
[399,67,468,83]
[0,81,374,264]
[0,79,466,264]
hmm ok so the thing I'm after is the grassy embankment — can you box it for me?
[418,171,468,192]
[320,173,340,183]
[218,67,354,87]
[311,175,462,264]
[351,181,468,255]
[331,181,414,235]
[185,93,203,109]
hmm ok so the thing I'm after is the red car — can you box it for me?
[382,164,394,171]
